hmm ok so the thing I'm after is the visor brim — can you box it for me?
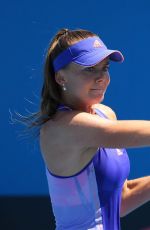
[73,49,124,67]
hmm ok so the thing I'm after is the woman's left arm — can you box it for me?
[95,104,150,217]
[120,176,150,217]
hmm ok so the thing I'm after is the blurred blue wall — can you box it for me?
[1,0,150,195]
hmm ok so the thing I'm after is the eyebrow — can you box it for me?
[105,61,110,65]
[93,61,110,68]
[103,61,110,66]
[81,61,110,71]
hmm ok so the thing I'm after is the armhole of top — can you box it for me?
[93,108,109,119]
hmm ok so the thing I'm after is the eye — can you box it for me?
[85,66,96,72]
[103,65,110,72]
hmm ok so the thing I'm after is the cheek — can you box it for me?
[67,78,85,94]
[72,76,91,89]
[105,73,110,86]
[107,77,110,86]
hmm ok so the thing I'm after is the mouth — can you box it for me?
[91,89,105,91]
[91,88,101,90]
[91,89,105,94]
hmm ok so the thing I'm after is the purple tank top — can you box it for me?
[45,104,130,230]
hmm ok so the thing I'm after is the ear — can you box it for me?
[55,71,66,86]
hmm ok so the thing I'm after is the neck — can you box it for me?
[60,99,96,114]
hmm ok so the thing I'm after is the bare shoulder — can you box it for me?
[39,105,120,176]
[92,103,117,120]
[40,104,117,138]
[40,104,118,159]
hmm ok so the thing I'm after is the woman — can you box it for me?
[38,29,150,229]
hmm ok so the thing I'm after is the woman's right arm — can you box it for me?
[64,111,150,149]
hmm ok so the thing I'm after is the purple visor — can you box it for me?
[53,36,124,72]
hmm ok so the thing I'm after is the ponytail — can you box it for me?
[10,28,97,139]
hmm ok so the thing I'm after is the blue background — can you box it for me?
[1,0,150,195]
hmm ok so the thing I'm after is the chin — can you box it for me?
[95,94,105,103]
[89,97,104,105]
[99,96,104,103]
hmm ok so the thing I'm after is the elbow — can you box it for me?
[120,207,127,218]
[120,200,132,217]
[120,210,127,218]
[120,196,130,217]
[120,181,131,218]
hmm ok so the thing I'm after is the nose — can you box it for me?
[95,72,110,84]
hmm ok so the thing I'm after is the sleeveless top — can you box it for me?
[45,104,130,230]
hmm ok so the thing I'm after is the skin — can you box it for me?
[54,57,150,217]
[55,57,110,113]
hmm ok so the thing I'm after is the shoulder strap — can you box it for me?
[57,104,73,111]
[57,104,109,120]
[93,108,109,119]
